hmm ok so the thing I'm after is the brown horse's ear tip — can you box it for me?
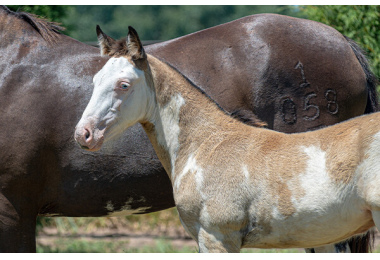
[96,25,102,35]
[128,26,138,35]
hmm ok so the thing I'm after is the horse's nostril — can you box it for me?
[85,128,91,140]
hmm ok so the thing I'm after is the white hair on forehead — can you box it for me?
[94,57,144,87]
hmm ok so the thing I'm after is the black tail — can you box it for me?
[346,229,375,253]
[344,35,379,114]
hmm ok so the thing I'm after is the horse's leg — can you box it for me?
[0,193,37,252]
[197,226,242,253]
[333,241,351,252]
[305,242,351,253]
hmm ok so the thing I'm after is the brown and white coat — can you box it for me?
[75,27,379,252]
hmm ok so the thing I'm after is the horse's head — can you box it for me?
[74,26,154,151]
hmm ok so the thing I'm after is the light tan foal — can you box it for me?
[75,27,379,252]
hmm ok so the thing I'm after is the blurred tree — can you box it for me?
[300,5,380,78]
[7,5,72,24]
[62,5,297,42]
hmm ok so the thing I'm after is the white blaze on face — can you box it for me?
[78,57,154,143]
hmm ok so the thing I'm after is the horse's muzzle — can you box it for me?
[74,120,104,152]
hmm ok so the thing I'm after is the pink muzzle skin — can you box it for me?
[74,118,105,152]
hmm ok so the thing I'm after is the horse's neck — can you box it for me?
[142,55,247,182]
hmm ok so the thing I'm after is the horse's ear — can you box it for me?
[96,25,116,56]
[127,26,146,61]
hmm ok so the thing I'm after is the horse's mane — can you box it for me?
[0,5,65,43]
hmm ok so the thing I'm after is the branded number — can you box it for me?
[280,62,339,124]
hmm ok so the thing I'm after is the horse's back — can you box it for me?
[146,13,371,133]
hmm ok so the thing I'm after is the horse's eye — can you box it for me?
[120,83,129,90]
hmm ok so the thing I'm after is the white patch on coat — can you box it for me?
[195,170,204,192]
[271,206,286,221]
[262,146,334,241]
[153,94,185,180]
[290,145,335,210]
[258,145,365,247]
[174,154,204,193]
[242,165,250,181]
[105,199,151,216]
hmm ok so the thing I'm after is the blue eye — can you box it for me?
[120,83,130,90]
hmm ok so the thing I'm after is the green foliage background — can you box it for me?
[61,5,295,42]
[8,5,379,78]
[7,5,71,23]
[299,5,380,78]
[7,6,296,41]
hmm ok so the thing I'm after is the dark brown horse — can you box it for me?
[0,6,377,252]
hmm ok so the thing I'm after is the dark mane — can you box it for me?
[164,61,267,128]
[0,5,65,43]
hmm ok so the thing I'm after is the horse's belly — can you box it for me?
[242,205,373,249]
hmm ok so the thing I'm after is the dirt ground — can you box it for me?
[37,225,197,250]
[37,226,380,252]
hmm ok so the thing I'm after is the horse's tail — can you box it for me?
[344,35,377,253]
[344,35,379,114]
[345,229,376,253]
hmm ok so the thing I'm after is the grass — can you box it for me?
[36,208,196,253]
[36,233,380,253]
[36,237,304,253]
[37,208,183,234]
[36,208,379,253]
[37,238,197,253]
